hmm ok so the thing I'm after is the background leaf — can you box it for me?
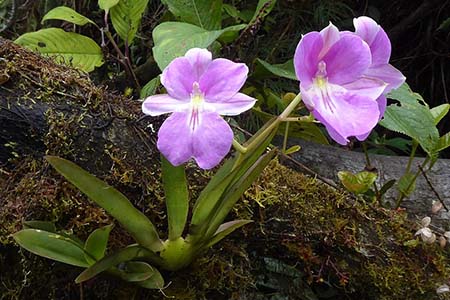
[152,22,245,70]
[256,58,297,80]
[15,28,103,72]
[41,6,96,26]
[110,0,149,43]
[14,229,89,267]
[161,0,222,30]
[381,84,439,156]
[98,0,120,12]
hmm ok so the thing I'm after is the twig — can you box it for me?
[418,163,449,211]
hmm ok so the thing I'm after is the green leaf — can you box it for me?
[118,261,157,282]
[434,132,450,152]
[84,224,113,263]
[23,220,57,233]
[42,6,96,26]
[204,148,277,239]
[15,28,103,72]
[223,4,239,19]
[45,156,163,252]
[384,83,438,156]
[337,171,377,194]
[284,145,301,155]
[161,156,189,240]
[161,0,222,30]
[152,22,246,70]
[99,0,119,12]
[378,179,396,196]
[430,104,450,125]
[397,172,416,197]
[14,229,89,267]
[135,270,164,289]
[110,0,149,43]
[140,75,161,98]
[205,219,252,248]
[256,58,297,80]
[76,245,161,283]
[387,83,427,106]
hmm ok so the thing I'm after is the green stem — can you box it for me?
[395,156,430,208]
[232,139,247,154]
[362,142,379,201]
[405,140,418,174]
[282,122,290,153]
[159,238,193,271]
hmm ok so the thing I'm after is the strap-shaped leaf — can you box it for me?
[203,148,277,239]
[205,219,253,248]
[84,224,113,263]
[152,22,246,70]
[15,28,103,72]
[162,156,189,240]
[45,156,163,252]
[41,6,96,26]
[23,220,57,233]
[13,229,89,267]
[76,245,162,283]
[110,0,149,43]
[118,261,157,282]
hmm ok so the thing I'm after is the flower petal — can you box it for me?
[192,112,233,169]
[185,48,212,79]
[355,95,387,141]
[322,34,372,85]
[161,57,196,100]
[294,32,323,87]
[302,83,380,144]
[365,64,406,93]
[343,77,386,100]
[157,112,194,166]
[354,17,391,66]
[206,93,256,116]
[199,58,249,101]
[319,22,340,57]
[142,94,189,116]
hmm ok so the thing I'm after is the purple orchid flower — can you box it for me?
[142,48,256,169]
[294,17,405,144]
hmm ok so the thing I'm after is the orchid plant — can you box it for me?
[14,17,411,290]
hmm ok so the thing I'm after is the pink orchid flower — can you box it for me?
[142,48,256,169]
[294,17,405,144]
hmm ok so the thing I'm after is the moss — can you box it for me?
[1,40,449,299]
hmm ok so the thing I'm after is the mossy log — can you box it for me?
[1,38,450,300]
[289,140,450,225]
